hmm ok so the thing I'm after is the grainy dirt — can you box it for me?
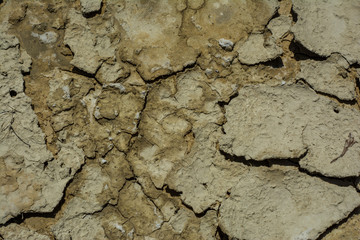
[0,0,359,239]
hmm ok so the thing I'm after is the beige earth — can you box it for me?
[0,0,359,239]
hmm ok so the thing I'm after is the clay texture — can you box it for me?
[0,0,359,239]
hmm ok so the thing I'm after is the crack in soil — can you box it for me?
[219,149,358,190]
[297,79,358,106]
[316,207,360,240]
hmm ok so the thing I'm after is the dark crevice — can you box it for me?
[217,91,239,124]
[297,79,358,105]
[261,57,284,68]
[289,41,327,61]
[125,176,137,181]
[265,10,280,28]
[316,207,360,240]
[134,88,150,131]
[22,75,27,94]
[290,6,298,23]
[164,185,182,197]
[298,166,357,190]
[181,200,211,218]
[71,66,96,79]
[220,149,358,189]
[163,185,211,218]
[21,70,30,76]
[138,57,199,84]
[217,92,239,108]
[63,44,74,57]
[0,161,86,227]
[216,226,230,240]
[42,158,50,170]
[356,76,360,106]
[220,149,302,168]
[9,90,17,97]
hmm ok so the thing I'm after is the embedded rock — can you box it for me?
[236,33,283,65]
[296,54,356,101]
[292,0,360,64]
[219,165,360,240]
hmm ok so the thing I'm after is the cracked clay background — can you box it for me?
[0,0,360,239]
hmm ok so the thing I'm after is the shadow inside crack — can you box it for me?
[0,160,86,227]
[219,149,300,168]
[289,40,327,61]
[316,206,360,240]
[296,79,358,106]
[220,149,358,190]
[163,184,182,197]
[260,57,284,68]
[216,225,230,240]
[290,6,298,23]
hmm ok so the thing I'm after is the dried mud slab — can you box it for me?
[109,0,198,81]
[220,84,360,177]
[267,15,292,40]
[183,0,279,49]
[292,0,360,64]
[219,165,360,240]
[0,28,84,224]
[0,224,51,240]
[64,9,118,74]
[236,33,283,65]
[296,54,356,101]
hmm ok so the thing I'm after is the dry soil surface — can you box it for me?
[0,0,360,240]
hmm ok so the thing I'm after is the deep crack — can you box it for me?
[220,149,357,190]
[316,207,360,240]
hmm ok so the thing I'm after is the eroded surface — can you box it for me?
[0,0,359,240]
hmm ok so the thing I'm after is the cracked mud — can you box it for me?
[0,0,359,240]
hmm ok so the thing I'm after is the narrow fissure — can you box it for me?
[220,149,357,190]
[265,10,280,27]
[0,160,86,227]
[70,66,97,79]
[162,184,212,218]
[297,79,358,106]
[290,6,298,23]
[316,207,360,240]
[216,226,230,240]
[137,57,199,84]
[289,41,327,61]
[260,57,284,68]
